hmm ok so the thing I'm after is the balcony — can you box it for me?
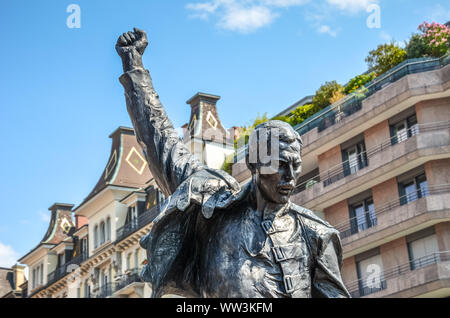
[292,121,450,210]
[116,204,162,243]
[298,55,450,154]
[346,251,450,298]
[337,184,450,257]
[295,56,449,138]
[92,268,142,298]
[46,252,88,287]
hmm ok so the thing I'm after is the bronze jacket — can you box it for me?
[119,68,351,298]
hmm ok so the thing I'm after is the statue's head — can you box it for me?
[246,120,302,204]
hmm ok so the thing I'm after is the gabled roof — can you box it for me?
[75,127,152,211]
[19,203,75,263]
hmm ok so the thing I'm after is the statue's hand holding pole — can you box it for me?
[116,28,148,73]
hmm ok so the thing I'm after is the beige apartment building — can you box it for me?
[233,55,450,298]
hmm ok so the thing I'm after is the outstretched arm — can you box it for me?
[116,28,205,196]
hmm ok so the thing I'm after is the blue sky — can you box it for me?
[1,0,449,267]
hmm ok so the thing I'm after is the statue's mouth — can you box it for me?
[277,183,294,195]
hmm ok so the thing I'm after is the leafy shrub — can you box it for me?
[221,153,235,174]
[288,103,320,126]
[365,42,407,75]
[344,72,377,94]
[312,81,344,110]
[233,113,269,148]
[406,34,431,59]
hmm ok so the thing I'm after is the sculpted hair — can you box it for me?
[245,120,303,173]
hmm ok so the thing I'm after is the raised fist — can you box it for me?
[116,28,149,71]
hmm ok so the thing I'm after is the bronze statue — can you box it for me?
[116,28,350,298]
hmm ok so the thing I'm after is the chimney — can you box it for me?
[185,92,228,144]
[75,215,88,229]
[11,264,25,291]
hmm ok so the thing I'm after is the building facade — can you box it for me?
[232,55,450,297]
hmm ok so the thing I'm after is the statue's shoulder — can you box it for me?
[289,203,334,230]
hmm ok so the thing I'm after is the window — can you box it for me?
[100,221,106,245]
[398,173,429,205]
[58,253,64,267]
[355,249,386,297]
[32,268,36,289]
[81,238,88,257]
[390,114,418,145]
[342,142,368,177]
[40,264,43,285]
[94,225,99,248]
[134,250,139,270]
[126,253,131,270]
[106,217,111,241]
[350,197,377,235]
[33,263,43,288]
[84,280,90,298]
[407,228,439,270]
[126,206,138,228]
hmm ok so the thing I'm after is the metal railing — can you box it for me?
[46,252,88,286]
[92,268,142,298]
[347,251,450,298]
[116,203,162,242]
[294,121,450,194]
[335,184,450,240]
[94,283,115,298]
[293,54,449,137]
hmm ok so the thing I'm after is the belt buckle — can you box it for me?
[283,276,295,294]
[261,220,276,235]
[272,246,287,262]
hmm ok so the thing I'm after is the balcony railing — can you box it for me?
[347,251,450,298]
[47,252,88,286]
[92,268,142,298]
[293,54,449,137]
[116,203,162,242]
[294,121,450,194]
[335,183,450,240]
[94,283,115,298]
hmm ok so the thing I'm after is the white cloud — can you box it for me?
[0,242,19,268]
[186,0,380,33]
[186,0,308,33]
[317,25,337,37]
[326,0,378,13]
[219,5,278,33]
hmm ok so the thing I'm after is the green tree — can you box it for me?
[365,42,407,75]
[312,81,344,110]
[406,34,431,59]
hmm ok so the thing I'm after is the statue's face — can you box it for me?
[255,143,302,204]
